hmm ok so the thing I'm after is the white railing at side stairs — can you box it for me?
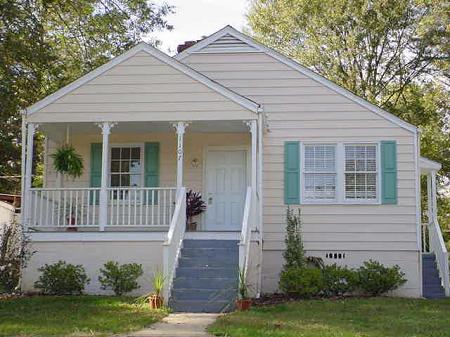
[162,187,186,304]
[428,215,450,296]
[239,187,253,286]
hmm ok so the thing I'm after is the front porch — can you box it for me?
[23,120,260,232]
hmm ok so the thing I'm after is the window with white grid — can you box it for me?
[110,146,142,188]
[304,145,336,201]
[344,145,377,200]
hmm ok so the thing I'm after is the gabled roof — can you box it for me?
[26,41,261,115]
[175,25,417,133]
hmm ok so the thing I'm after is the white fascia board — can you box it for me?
[176,26,417,134]
[26,41,261,115]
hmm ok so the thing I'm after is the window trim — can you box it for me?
[300,142,381,205]
[108,143,145,188]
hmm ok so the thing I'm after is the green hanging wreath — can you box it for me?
[51,144,84,178]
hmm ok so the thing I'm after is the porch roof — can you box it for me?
[25,42,262,123]
[420,156,442,174]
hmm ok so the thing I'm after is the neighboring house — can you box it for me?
[20,26,448,309]
[0,194,20,227]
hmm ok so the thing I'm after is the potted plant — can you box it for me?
[148,269,165,309]
[186,190,206,231]
[51,144,83,231]
[236,267,252,311]
[51,144,84,180]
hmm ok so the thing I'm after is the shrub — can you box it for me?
[282,208,306,271]
[0,221,32,294]
[356,260,407,296]
[322,264,357,297]
[98,261,143,295]
[279,267,324,298]
[35,261,89,295]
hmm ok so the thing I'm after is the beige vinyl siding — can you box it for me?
[28,51,255,123]
[183,52,418,253]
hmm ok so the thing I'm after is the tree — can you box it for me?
[248,0,450,229]
[0,0,173,193]
[248,0,448,104]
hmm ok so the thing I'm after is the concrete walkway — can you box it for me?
[116,313,219,337]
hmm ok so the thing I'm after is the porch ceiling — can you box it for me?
[40,120,250,140]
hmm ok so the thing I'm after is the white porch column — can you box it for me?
[173,122,189,190]
[430,170,438,221]
[97,122,116,231]
[24,122,38,228]
[246,120,258,226]
[426,170,438,222]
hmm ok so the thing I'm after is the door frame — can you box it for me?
[201,145,251,231]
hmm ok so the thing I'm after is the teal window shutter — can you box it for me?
[381,141,397,204]
[284,141,300,204]
[144,142,160,204]
[90,143,102,205]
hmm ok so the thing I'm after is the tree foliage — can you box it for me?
[248,0,449,228]
[0,0,173,193]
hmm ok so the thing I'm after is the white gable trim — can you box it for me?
[176,26,417,133]
[26,42,261,115]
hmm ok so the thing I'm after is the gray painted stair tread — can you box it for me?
[421,254,446,299]
[170,239,239,313]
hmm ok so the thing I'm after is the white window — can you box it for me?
[303,144,336,201]
[110,146,142,188]
[344,145,377,200]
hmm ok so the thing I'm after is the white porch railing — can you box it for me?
[29,188,100,227]
[427,216,450,296]
[28,187,176,228]
[162,187,186,303]
[239,187,252,279]
[108,187,176,227]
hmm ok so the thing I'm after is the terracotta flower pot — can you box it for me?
[236,298,252,311]
[187,222,197,231]
[149,294,164,309]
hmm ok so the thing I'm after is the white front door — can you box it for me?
[205,149,247,231]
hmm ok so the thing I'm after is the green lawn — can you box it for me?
[209,298,450,337]
[0,296,167,337]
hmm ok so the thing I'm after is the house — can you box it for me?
[20,26,448,310]
[0,194,20,228]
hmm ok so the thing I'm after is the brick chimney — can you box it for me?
[177,40,200,54]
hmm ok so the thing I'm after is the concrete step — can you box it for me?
[171,288,237,301]
[178,256,238,268]
[176,266,238,278]
[183,239,239,249]
[170,299,235,313]
[181,247,239,259]
[173,277,237,290]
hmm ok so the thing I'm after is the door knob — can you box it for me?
[208,197,213,205]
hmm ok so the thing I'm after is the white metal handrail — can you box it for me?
[428,215,450,296]
[107,187,176,226]
[162,187,186,303]
[29,188,100,227]
[239,187,252,280]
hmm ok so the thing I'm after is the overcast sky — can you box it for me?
[152,0,250,54]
